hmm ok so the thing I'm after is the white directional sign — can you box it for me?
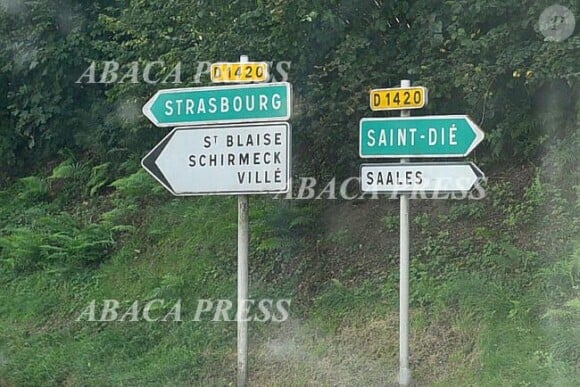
[142,123,291,195]
[360,162,484,195]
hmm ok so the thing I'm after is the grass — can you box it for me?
[0,162,578,385]
[0,194,241,385]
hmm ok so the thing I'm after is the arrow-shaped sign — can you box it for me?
[360,162,484,195]
[142,123,291,196]
[359,115,484,158]
[142,82,291,127]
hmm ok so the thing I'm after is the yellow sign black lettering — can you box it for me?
[211,62,269,83]
[370,86,428,111]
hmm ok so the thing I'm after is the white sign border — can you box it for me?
[141,122,292,196]
[359,161,484,195]
[359,115,485,158]
[142,82,292,128]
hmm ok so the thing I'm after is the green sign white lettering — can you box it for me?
[143,82,292,127]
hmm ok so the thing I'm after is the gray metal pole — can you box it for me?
[237,55,250,387]
[399,79,412,386]
[237,194,249,387]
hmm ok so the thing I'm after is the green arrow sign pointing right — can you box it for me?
[359,115,484,158]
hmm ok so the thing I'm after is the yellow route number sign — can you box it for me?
[211,62,269,83]
[370,86,428,111]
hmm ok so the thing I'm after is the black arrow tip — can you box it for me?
[142,131,176,193]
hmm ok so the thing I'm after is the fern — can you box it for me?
[50,159,89,180]
[289,214,316,229]
[0,227,44,272]
[87,162,111,196]
[0,211,117,273]
[16,176,49,201]
[110,170,159,197]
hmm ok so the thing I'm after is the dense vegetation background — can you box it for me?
[0,0,578,385]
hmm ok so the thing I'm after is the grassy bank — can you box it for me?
[0,159,578,385]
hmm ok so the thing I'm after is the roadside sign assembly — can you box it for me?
[141,56,291,387]
[359,81,485,387]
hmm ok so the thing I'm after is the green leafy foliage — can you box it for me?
[0,212,114,273]
[49,158,116,201]
[0,1,113,174]
[50,159,89,180]
[1,0,577,179]
[87,162,111,197]
[109,169,164,198]
[16,176,49,201]
[537,244,580,365]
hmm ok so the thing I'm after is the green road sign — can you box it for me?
[359,115,484,158]
[143,82,291,127]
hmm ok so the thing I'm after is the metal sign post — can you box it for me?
[399,79,411,387]
[237,54,250,387]
[237,193,249,387]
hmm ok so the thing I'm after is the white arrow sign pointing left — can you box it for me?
[142,123,291,196]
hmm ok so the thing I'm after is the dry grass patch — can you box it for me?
[250,309,481,386]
